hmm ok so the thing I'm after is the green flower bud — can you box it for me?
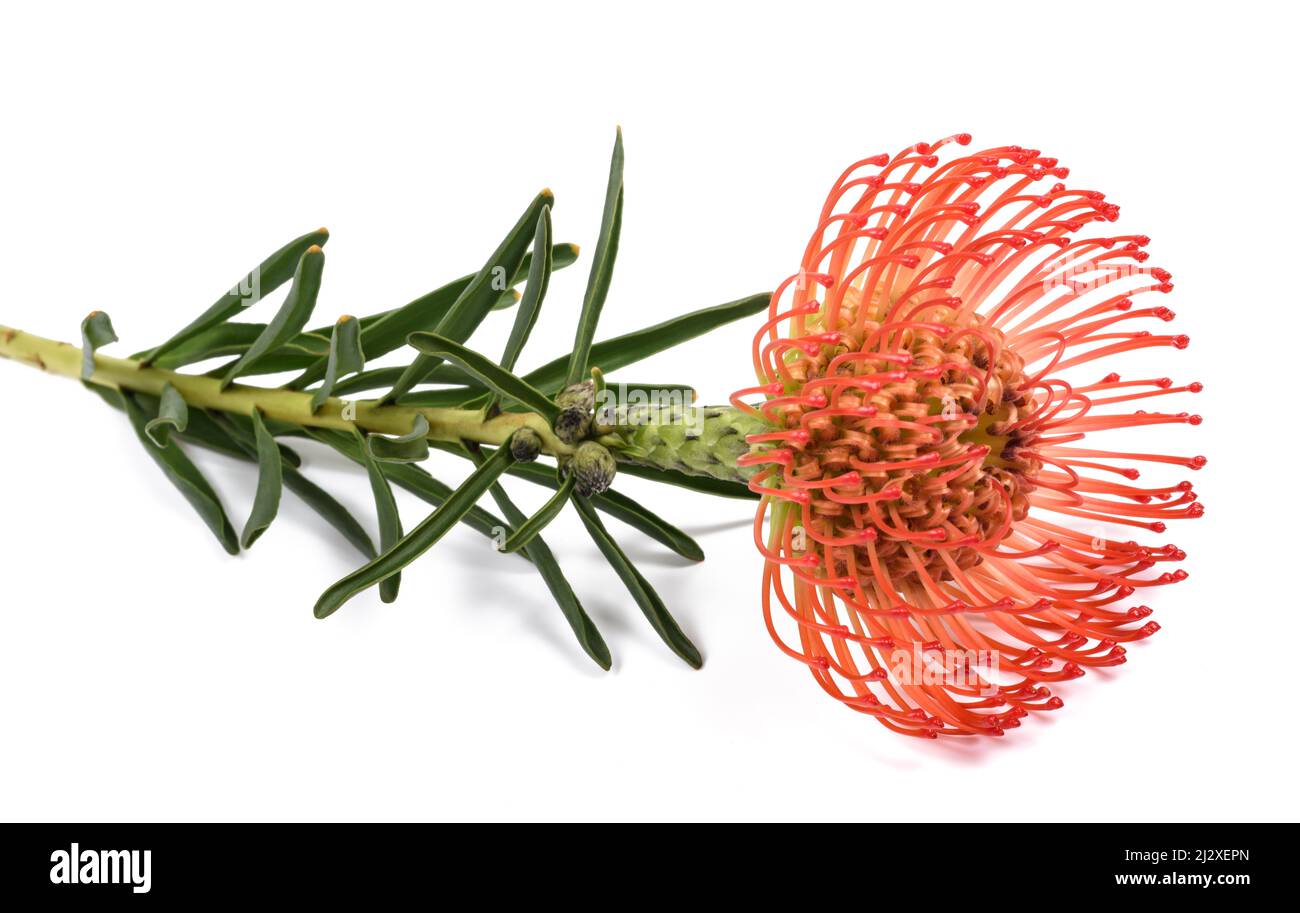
[555,380,595,412]
[553,380,596,444]
[553,405,592,445]
[568,441,617,497]
[509,427,542,463]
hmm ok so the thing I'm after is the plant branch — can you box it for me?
[0,325,575,457]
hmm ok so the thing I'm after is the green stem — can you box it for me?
[0,326,572,456]
[1,325,769,484]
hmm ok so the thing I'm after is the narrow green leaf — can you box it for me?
[208,412,375,559]
[178,414,262,462]
[192,408,302,466]
[426,440,705,559]
[524,292,771,394]
[564,127,624,387]
[143,322,264,368]
[307,428,512,550]
[311,316,366,413]
[615,460,759,500]
[382,191,554,403]
[492,288,522,311]
[367,414,430,463]
[572,495,702,669]
[117,391,241,556]
[144,383,189,447]
[90,387,303,467]
[314,446,515,619]
[280,470,376,559]
[499,207,552,374]
[506,460,703,560]
[284,242,579,391]
[139,228,329,366]
[80,311,118,380]
[355,429,404,603]
[219,246,325,390]
[285,333,331,357]
[138,324,328,373]
[407,332,558,421]
[327,365,483,399]
[471,451,611,670]
[188,318,379,379]
[240,408,284,549]
[501,473,575,554]
[305,306,395,340]
[331,367,406,397]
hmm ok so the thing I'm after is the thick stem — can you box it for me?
[0,326,573,456]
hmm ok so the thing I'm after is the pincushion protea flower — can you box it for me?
[730,133,1202,737]
[0,129,1199,742]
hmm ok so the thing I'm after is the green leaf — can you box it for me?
[192,408,302,466]
[144,383,189,447]
[314,445,515,619]
[355,429,404,604]
[330,367,407,397]
[500,207,552,375]
[572,495,702,669]
[501,473,575,554]
[565,127,624,387]
[139,228,329,366]
[117,391,241,556]
[367,414,430,463]
[219,245,326,389]
[143,322,264,368]
[90,388,304,468]
[407,332,559,421]
[328,365,485,400]
[138,324,328,372]
[240,408,284,549]
[427,441,705,559]
[615,460,759,500]
[382,190,554,403]
[305,307,394,340]
[492,289,521,311]
[268,475,370,558]
[281,332,331,357]
[208,412,375,559]
[524,292,771,394]
[80,311,118,380]
[307,428,512,551]
[280,470,376,559]
[505,461,702,560]
[195,315,383,379]
[284,242,578,391]
[471,450,611,670]
[311,316,366,413]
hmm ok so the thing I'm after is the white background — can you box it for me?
[0,1,1294,822]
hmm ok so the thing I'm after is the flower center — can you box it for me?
[778,305,1040,584]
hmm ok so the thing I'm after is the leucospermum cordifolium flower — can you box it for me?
[733,133,1202,738]
[0,129,1200,741]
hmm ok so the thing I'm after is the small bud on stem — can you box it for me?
[510,427,543,462]
[569,441,617,496]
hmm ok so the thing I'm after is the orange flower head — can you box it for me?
[733,134,1202,738]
